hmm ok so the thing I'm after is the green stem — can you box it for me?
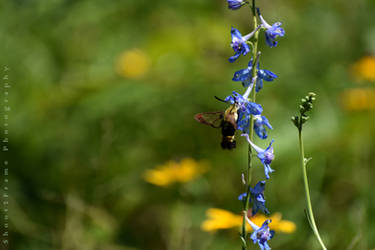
[298,128,327,250]
[241,2,259,250]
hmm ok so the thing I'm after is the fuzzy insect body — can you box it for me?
[194,105,238,149]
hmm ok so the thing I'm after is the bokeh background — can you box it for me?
[1,0,375,249]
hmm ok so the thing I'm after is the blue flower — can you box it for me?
[232,58,277,91]
[257,8,285,48]
[237,113,251,132]
[254,115,272,139]
[225,90,262,132]
[238,192,247,201]
[229,27,252,62]
[256,67,277,92]
[239,181,270,215]
[224,91,262,116]
[246,217,275,250]
[242,134,275,179]
[250,181,270,215]
[224,91,247,106]
[227,0,246,10]
[232,58,253,86]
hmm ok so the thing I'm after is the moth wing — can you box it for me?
[194,112,223,128]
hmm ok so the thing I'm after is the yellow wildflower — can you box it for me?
[351,56,375,82]
[201,208,296,234]
[116,49,150,79]
[144,158,208,187]
[340,88,375,111]
[201,208,242,231]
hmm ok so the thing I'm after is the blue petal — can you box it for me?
[233,58,253,84]
[238,192,247,201]
[258,69,277,81]
[250,231,258,243]
[248,58,254,67]
[231,27,243,40]
[269,23,285,37]
[227,0,243,10]
[263,164,274,179]
[261,242,271,250]
[232,91,247,103]
[237,116,250,132]
[270,230,275,239]
[260,219,271,229]
[254,123,267,139]
[251,181,266,194]
[261,116,272,129]
[254,116,272,139]
[255,78,264,92]
[265,33,277,48]
[242,43,251,55]
[256,195,266,203]
[258,152,266,160]
[246,102,263,115]
[265,139,274,151]
[224,95,235,104]
[233,68,251,82]
[229,51,241,62]
[252,197,270,215]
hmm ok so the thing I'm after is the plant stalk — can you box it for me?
[241,1,259,249]
[298,128,327,250]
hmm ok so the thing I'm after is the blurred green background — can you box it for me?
[1,0,375,249]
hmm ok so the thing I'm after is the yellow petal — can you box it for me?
[143,170,172,186]
[201,209,296,234]
[144,158,208,186]
[201,208,242,232]
[273,220,297,233]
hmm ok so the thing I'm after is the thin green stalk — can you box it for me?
[241,2,259,249]
[298,128,327,250]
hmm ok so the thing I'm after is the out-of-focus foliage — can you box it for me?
[0,0,374,249]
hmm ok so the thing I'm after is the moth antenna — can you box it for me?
[214,96,227,103]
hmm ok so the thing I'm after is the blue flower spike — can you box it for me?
[227,0,248,10]
[229,26,261,62]
[242,134,275,179]
[257,8,285,48]
[254,115,273,139]
[246,216,275,250]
